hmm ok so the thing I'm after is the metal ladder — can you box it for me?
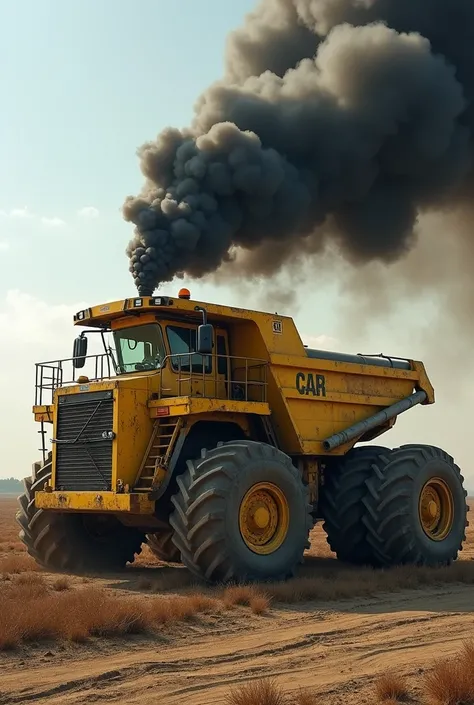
[134,418,182,493]
[261,415,279,448]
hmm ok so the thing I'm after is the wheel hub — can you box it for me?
[418,478,454,541]
[428,500,438,519]
[239,482,290,555]
[253,506,271,529]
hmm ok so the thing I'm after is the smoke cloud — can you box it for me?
[123,0,474,296]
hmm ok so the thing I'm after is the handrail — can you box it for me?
[158,352,268,403]
[35,351,269,406]
[35,353,115,405]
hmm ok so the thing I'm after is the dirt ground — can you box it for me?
[1,495,473,705]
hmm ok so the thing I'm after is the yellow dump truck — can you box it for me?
[17,288,468,582]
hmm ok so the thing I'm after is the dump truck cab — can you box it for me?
[33,289,274,514]
[20,288,468,583]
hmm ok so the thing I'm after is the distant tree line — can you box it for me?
[0,478,22,494]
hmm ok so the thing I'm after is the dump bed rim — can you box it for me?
[305,348,411,371]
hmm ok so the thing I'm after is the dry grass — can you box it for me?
[292,690,319,705]
[52,576,72,591]
[0,582,221,650]
[375,672,410,702]
[258,559,474,605]
[249,594,270,615]
[226,679,287,705]
[225,680,319,705]
[0,554,42,575]
[424,640,474,705]
[222,585,271,615]
[13,571,47,586]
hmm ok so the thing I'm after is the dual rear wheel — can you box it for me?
[320,443,469,568]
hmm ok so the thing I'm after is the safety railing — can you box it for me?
[35,352,269,406]
[158,353,268,403]
[35,353,115,406]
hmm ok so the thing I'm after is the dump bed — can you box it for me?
[266,344,434,457]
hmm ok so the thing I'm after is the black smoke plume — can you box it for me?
[123,0,474,296]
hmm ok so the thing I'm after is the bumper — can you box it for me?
[35,491,155,514]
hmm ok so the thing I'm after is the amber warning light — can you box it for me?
[178,288,191,299]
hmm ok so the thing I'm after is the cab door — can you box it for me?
[215,328,230,400]
[165,322,229,399]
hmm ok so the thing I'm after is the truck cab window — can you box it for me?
[217,335,228,375]
[167,325,212,373]
[113,324,165,373]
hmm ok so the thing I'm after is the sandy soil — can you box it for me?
[1,495,473,704]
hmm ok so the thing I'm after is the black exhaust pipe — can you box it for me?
[138,286,154,296]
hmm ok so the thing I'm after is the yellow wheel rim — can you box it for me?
[239,482,290,555]
[418,478,454,541]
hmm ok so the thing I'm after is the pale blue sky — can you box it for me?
[0,0,472,486]
[0,0,258,302]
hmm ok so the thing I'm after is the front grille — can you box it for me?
[55,391,114,491]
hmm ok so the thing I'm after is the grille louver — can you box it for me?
[55,391,114,491]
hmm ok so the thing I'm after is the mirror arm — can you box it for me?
[194,306,208,325]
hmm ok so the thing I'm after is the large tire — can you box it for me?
[16,455,145,573]
[362,444,469,567]
[169,440,313,584]
[146,530,181,563]
[320,444,391,565]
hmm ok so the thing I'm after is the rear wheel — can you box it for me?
[169,440,313,583]
[16,455,145,573]
[146,529,181,563]
[320,445,390,565]
[362,444,469,567]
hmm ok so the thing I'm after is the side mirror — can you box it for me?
[197,324,214,355]
[73,336,88,369]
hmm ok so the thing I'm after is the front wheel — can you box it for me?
[16,455,145,573]
[169,440,313,584]
[362,444,469,567]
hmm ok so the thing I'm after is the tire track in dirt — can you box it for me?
[1,584,473,705]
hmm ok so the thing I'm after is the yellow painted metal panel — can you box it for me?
[268,359,421,454]
[114,382,155,488]
[148,397,271,418]
[35,490,155,514]
[33,405,54,423]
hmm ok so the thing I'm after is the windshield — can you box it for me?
[113,324,165,374]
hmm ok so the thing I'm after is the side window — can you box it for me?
[167,326,212,373]
[217,335,227,375]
